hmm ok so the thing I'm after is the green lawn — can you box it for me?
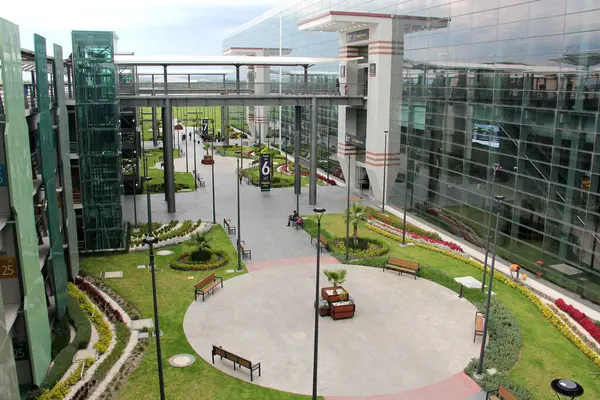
[81,226,314,400]
[140,107,224,141]
[141,148,195,192]
[306,214,600,399]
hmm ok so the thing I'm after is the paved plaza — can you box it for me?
[183,263,480,397]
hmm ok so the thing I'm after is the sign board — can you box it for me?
[0,257,18,279]
[340,65,346,78]
[12,340,29,361]
[347,29,369,43]
[0,163,6,187]
[259,154,271,192]
[201,119,209,135]
[369,63,377,77]
[345,134,366,148]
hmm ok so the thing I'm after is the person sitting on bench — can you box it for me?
[287,211,299,226]
[295,216,304,229]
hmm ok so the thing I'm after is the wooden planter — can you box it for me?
[330,301,355,320]
[201,156,214,165]
[321,286,347,303]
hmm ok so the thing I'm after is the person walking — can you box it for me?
[335,78,340,95]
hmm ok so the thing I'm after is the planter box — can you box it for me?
[321,286,348,303]
[314,301,329,317]
[201,158,215,165]
[330,301,355,320]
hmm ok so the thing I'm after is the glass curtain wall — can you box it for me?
[225,0,600,303]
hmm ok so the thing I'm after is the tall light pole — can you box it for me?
[142,176,165,400]
[184,130,189,173]
[476,195,504,377]
[382,130,388,213]
[345,154,351,262]
[402,139,410,244]
[481,163,503,291]
[236,144,242,272]
[211,117,216,224]
[193,127,197,190]
[312,207,326,400]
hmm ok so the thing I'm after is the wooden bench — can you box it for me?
[486,384,517,400]
[239,240,252,260]
[223,218,236,235]
[212,345,261,381]
[383,257,420,279]
[310,235,328,252]
[474,311,485,343]
[194,273,223,302]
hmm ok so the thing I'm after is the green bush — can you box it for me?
[302,219,333,240]
[170,249,230,271]
[329,237,390,258]
[92,321,129,381]
[68,283,112,355]
[41,296,92,389]
[345,256,388,267]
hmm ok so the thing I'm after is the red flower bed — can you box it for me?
[75,277,125,323]
[555,298,600,343]
[282,167,336,185]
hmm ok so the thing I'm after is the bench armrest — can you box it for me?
[216,275,223,283]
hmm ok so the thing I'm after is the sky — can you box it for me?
[2,0,280,56]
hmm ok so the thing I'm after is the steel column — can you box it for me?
[309,97,318,205]
[162,101,176,213]
[294,106,302,196]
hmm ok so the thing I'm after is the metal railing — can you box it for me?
[118,81,367,97]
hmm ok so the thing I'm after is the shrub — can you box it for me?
[555,298,600,344]
[41,297,92,389]
[170,249,230,271]
[329,237,390,258]
[302,218,333,240]
[68,283,113,355]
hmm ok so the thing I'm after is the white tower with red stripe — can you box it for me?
[299,12,448,203]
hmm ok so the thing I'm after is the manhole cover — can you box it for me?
[168,354,195,368]
[157,250,174,256]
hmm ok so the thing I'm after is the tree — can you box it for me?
[194,233,212,253]
[323,269,347,296]
[203,143,211,156]
[344,202,368,245]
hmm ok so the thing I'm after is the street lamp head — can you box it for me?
[494,195,505,202]
[143,236,159,246]
[313,207,326,221]
[551,378,584,399]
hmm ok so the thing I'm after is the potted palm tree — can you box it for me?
[344,203,368,246]
[321,269,348,303]
[201,143,214,165]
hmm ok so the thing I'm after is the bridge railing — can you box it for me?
[118,81,367,97]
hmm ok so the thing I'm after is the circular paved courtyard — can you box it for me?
[183,263,480,397]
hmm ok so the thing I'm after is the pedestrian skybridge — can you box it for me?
[115,55,366,107]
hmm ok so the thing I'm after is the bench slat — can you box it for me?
[498,385,517,400]
[195,273,216,289]
[387,257,419,269]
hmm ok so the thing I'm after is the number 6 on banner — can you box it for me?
[262,161,270,176]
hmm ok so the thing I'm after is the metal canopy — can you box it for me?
[114,55,363,67]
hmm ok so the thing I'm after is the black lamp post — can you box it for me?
[193,127,197,190]
[236,144,242,272]
[481,163,503,291]
[211,117,216,224]
[142,176,165,400]
[476,195,504,377]
[551,379,584,399]
[402,140,410,245]
[345,154,351,262]
[312,207,326,400]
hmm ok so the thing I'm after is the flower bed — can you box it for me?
[279,165,336,185]
[367,218,464,253]
[549,304,600,354]
[38,358,96,400]
[68,283,113,355]
[368,208,441,239]
[75,277,125,324]
[555,298,600,344]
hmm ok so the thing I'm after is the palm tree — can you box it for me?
[344,202,368,245]
[203,143,211,156]
[193,233,212,254]
[323,269,347,295]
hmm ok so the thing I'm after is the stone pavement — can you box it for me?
[183,262,481,397]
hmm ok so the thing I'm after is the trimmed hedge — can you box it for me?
[40,297,92,390]
[68,283,112,355]
[329,237,390,258]
[170,249,230,271]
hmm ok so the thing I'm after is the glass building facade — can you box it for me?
[225,0,600,304]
